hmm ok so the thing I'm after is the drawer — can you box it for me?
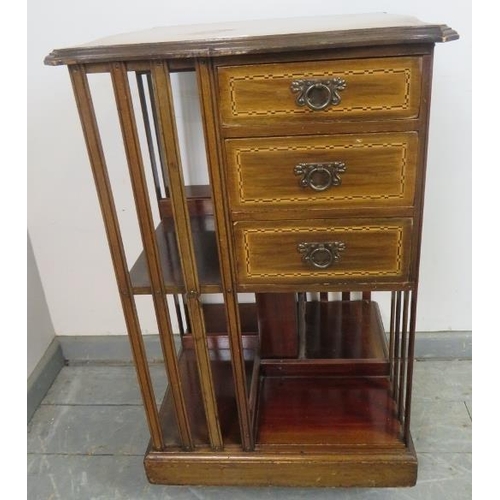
[233,218,412,286]
[225,132,418,211]
[218,57,422,127]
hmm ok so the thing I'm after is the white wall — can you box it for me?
[28,1,471,336]
[27,233,56,377]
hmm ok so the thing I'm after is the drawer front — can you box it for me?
[233,219,412,286]
[218,57,422,127]
[225,132,418,211]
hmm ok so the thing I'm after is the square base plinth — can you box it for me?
[144,441,417,487]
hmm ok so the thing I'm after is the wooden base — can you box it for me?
[144,443,417,487]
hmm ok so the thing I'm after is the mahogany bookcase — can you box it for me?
[45,14,458,487]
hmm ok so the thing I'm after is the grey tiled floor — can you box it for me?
[28,360,471,500]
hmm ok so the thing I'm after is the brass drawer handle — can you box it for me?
[294,162,346,191]
[291,78,346,110]
[297,241,346,269]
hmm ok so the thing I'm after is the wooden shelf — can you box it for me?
[129,216,222,294]
[255,376,403,448]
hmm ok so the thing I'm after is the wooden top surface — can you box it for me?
[44,13,458,66]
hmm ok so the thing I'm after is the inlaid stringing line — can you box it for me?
[233,141,409,204]
[227,67,413,117]
[241,225,404,278]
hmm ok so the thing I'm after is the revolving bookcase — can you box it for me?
[45,14,458,487]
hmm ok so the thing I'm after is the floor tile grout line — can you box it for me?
[411,398,473,401]
[413,451,472,455]
[415,357,472,361]
[464,400,472,421]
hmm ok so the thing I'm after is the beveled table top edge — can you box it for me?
[44,14,458,66]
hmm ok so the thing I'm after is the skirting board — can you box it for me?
[27,338,65,423]
[58,331,471,364]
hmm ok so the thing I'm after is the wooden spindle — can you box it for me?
[298,292,307,359]
[147,71,170,198]
[392,291,402,399]
[398,291,410,421]
[389,291,396,383]
[404,290,418,444]
[135,72,163,202]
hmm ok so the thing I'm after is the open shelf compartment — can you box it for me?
[129,217,222,294]
[157,296,404,449]
[261,298,390,377]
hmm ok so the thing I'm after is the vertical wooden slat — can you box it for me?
[248,348,261,437]
[297,292,307,359]
[146,72,171,198]
[389,291,396,382]
[68,64,164,450]
[342,292,351,301]
[392,291,402,399]
[398,290,410,421]
[150,60,223,451]
[362,291,371,301]
[404,289,418,443]
[109,62,194,450]
[196,58,254,451]
[135,72,162,202]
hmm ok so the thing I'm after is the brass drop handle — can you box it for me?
[297,242,346,269]
[291,78,346,110]
[294,162,346,191]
